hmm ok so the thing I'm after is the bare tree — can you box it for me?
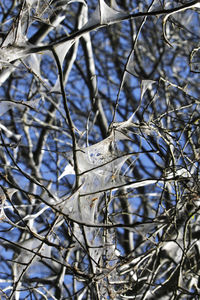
[0,0,200,299]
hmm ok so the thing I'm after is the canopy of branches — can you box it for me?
[0,0,200,299]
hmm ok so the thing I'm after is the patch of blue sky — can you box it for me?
[28,259,55,279]
[64,275,84,298]
[40,156,57,180]
[0,1,18,25]
[40,54,58,84]
[27,20,41,40]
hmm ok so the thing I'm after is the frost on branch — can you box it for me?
[0,3,30,69]
[82,0,127,29]
[58,132,124,242]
